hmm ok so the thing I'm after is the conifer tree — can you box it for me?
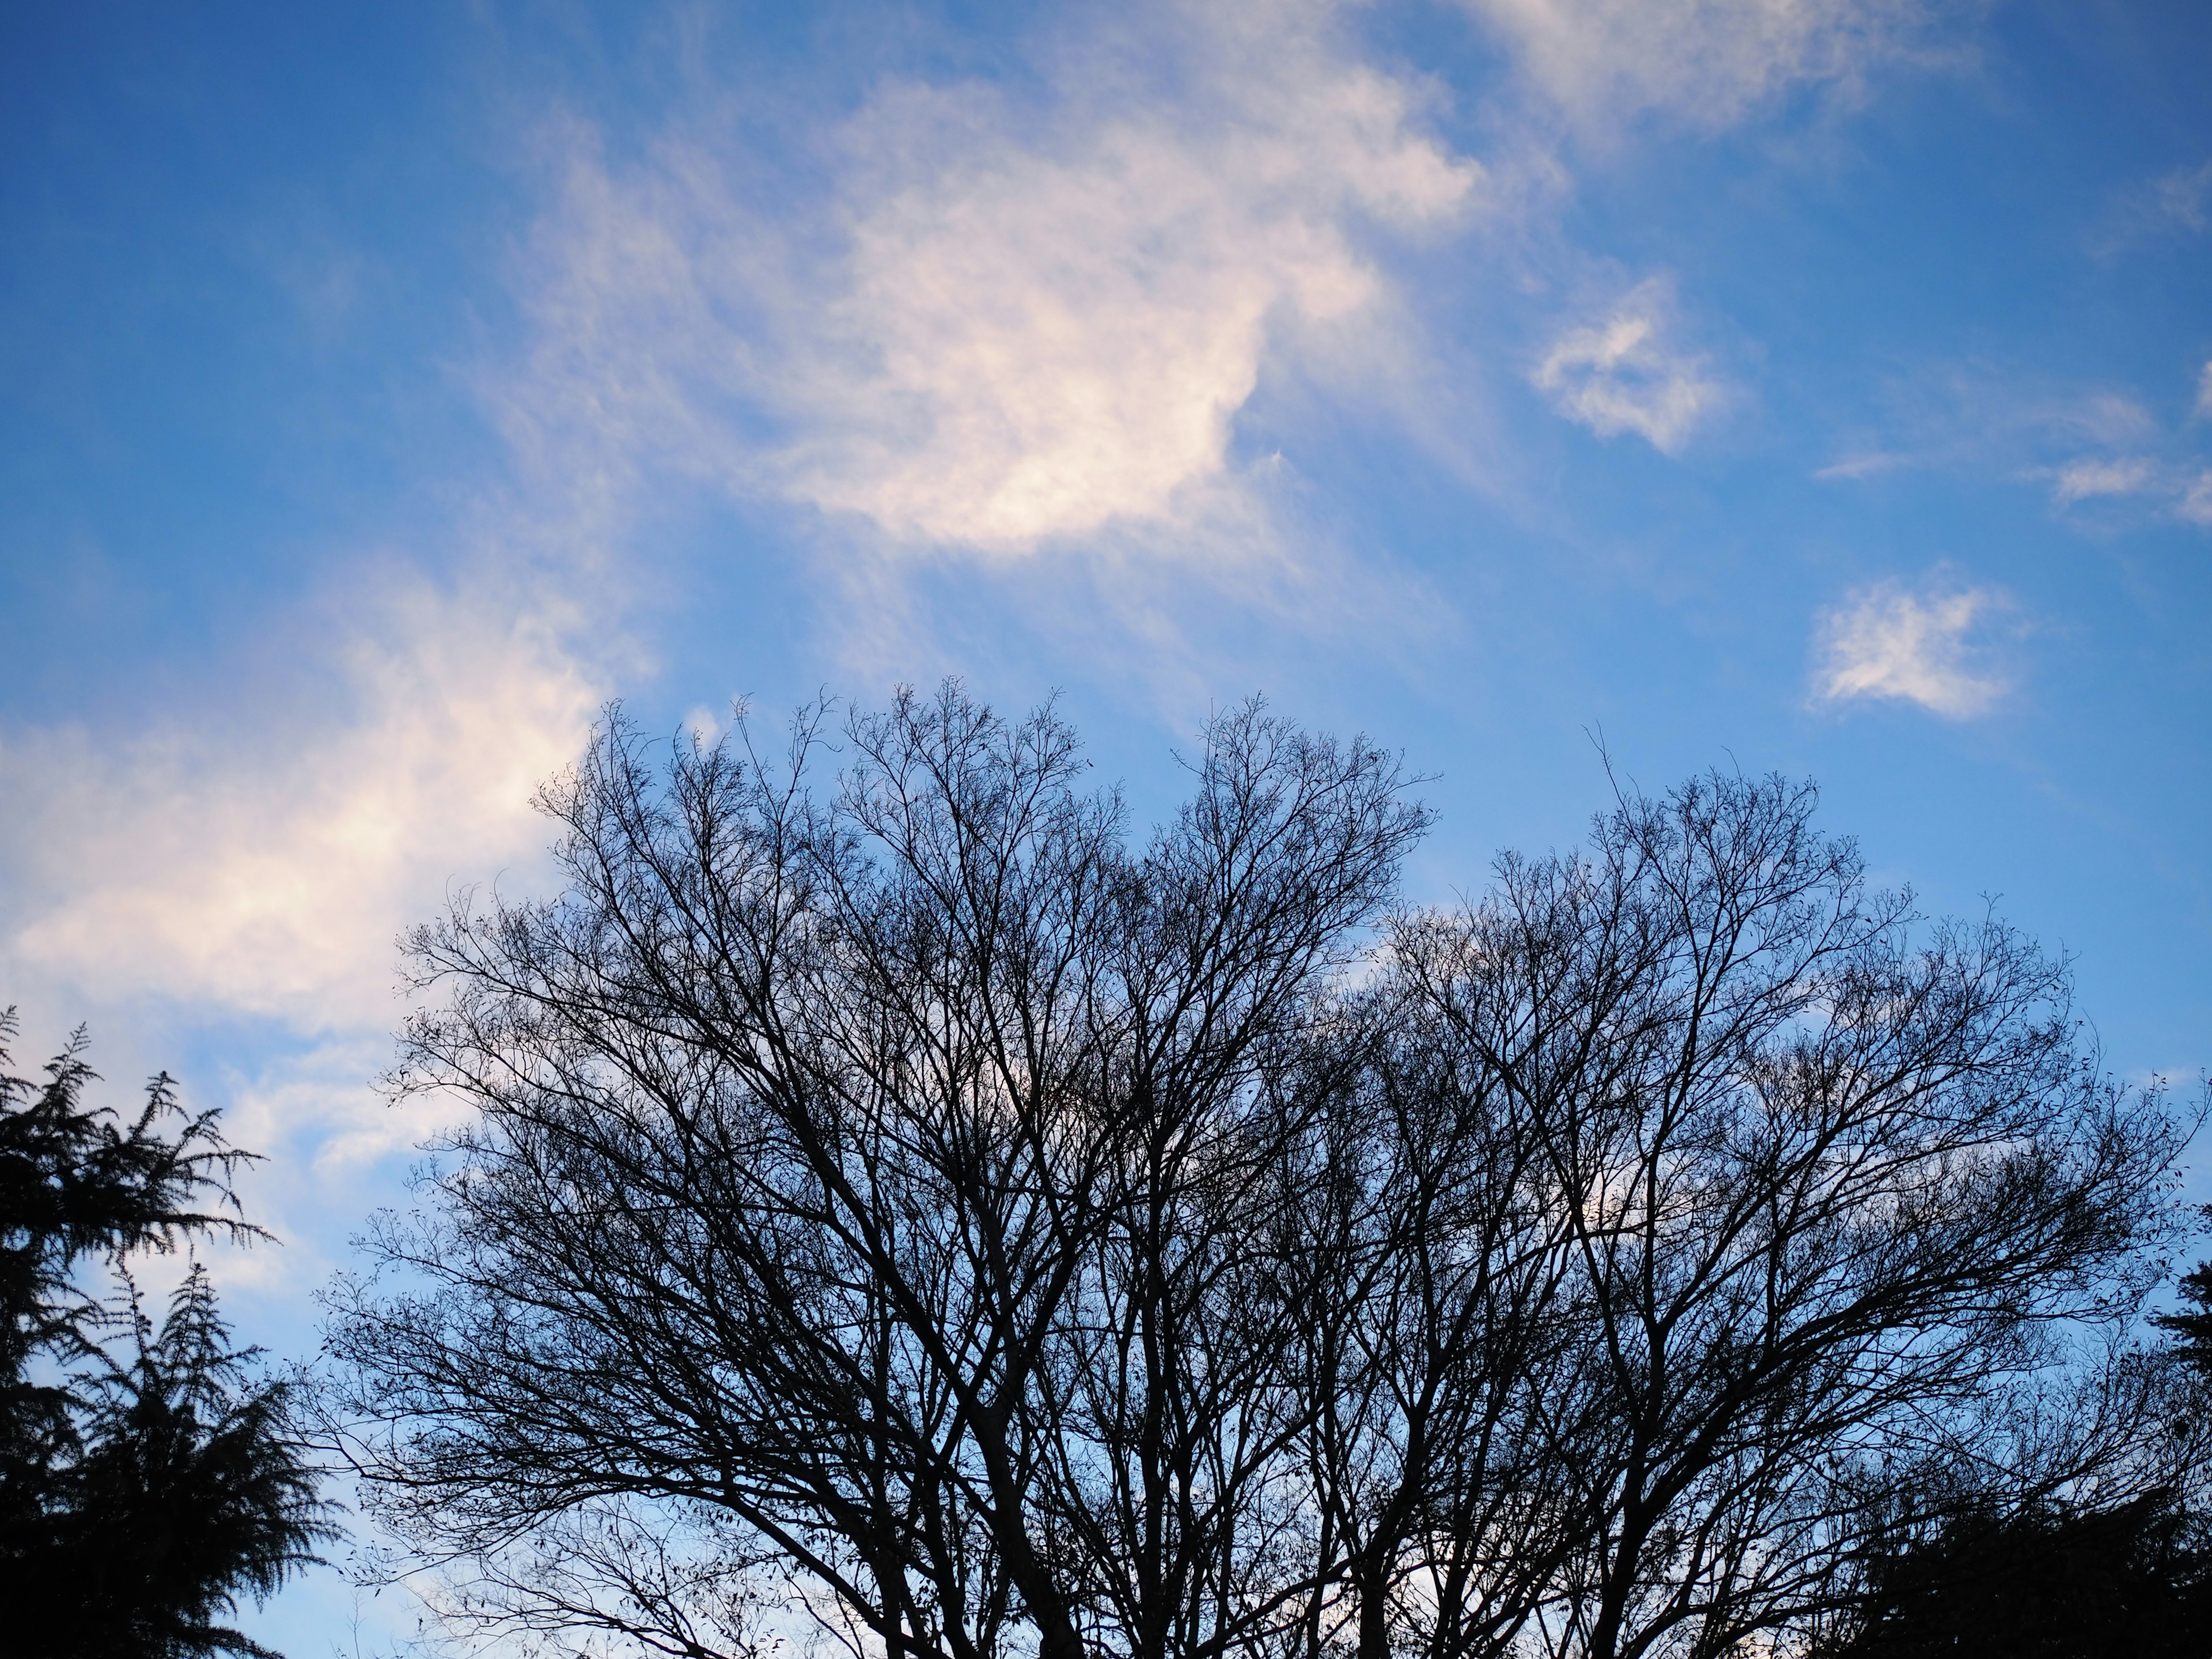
[0,1011,331,1657]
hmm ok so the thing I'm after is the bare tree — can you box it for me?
[1371,771,2188,1659]
[1281,983,1599,1659]
[324,686,1426,1659]
[324,699,2187,1659]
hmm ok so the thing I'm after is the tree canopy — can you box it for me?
[324,687,2196,1659]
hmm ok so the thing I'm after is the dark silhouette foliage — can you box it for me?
[1821,1493,2212,1658]
[2152,1224,2212,1376]
[0,1012,332,1657]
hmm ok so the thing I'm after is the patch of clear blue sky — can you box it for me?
[2,2,2210,1650]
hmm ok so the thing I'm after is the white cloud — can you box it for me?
[2031,363,2212,527]
[501,5,1481,558]
[789,95,1470,547]
[2017,376,2212,529]
[1532,279,1725,452]
[194,1034,478,1300]
[2050,455,2155,505]
[2043,452,2212,529]
[2097,157,2212,254]
[2149,160,2212,232]
[1461,0,1950,131]
[2048,392,2158,449]
[3,6,1485,1060]
[1812,578,2010,718]
[0,574,599,1031]
[1837,363,2212,529]
[1814,451,1912,480]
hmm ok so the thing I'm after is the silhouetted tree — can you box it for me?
[324,689,2190,1659]
[0,1015,332,1657]
[1818,1490,2212,1658]
[2152,1217,2212,1375]
[328,688,1430,1659]
[1359,772,2190,1659]
[1807,1241,2212,1659]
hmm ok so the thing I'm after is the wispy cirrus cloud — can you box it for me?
[0,0,1991,1059]
[2094,156,2212,256]
[1532,278,1726,453]
[2049,455,2157,505]
[1811,576,2012,718]
[1820,359,2212,531]
[788,73,1478,550]
[0,570,599,1032]
[497,0,1988,582]
[500,2,1482,561]
[2179,471,2212,527]
[0,551,605,1328]
[1460,0,1959,133]
[2,2,1492,1060]
[2033,363,2212,525]
[2,2,1489,1083]
[2142,158,2212,233]
[1813,450,1914,481]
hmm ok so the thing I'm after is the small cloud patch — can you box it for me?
[1532,279,1724,454]
[1814,451,1912,482]
[2179,472,2212,527]
[1812,579,2011,719]
[2050,456,2156,505]
[2097,157,2212,255]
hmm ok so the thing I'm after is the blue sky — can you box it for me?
[3,0,2210,1647]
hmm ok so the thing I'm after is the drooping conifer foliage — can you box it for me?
[0,1013,332,1658]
